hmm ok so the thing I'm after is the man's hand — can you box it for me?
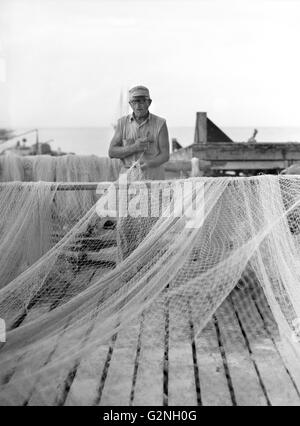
[134,137,150,152]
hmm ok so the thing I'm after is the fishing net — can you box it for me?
[0,154,121,183]
[0,172,300,405]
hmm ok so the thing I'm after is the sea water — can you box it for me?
[7,126,300,157]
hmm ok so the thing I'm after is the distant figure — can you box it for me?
[109,85,170,180]
[247,128,258,143]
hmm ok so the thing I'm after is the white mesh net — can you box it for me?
[0,171,300,405]
[0,154,121,183]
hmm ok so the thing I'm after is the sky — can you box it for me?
[1,0,300,129]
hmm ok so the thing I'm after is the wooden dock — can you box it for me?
[1,240,300,406]
[1,184,300,406]
[168,112,300,177]
[193,142,300,173]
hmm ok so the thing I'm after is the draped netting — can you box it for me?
[1,173,300,405]
[0,154,121,182]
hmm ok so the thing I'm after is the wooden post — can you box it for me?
[194,112,207,145]
[35,128,41,155]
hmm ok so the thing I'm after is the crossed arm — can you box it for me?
[141,123,170,170]
[108,122,170,170]
[108,125,139,159]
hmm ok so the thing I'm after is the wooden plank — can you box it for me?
[168,300,198,406]
[284,151,300,160]
[0,262,82,402]
[64,247,117,264]
[0,311,79,406]
[28,263,114,407]
[194,319,233,406]
[215,299,269,406]
[62,268,118,406]
[168,147,193,162]
[38,267,110,406]
[231,288,300,406]
[211,161,286,170]
[164,161,192,172]
[26,320,91,405]
[0,303,52,405]
[52,268,98,309]
[99,319,141,406]
[71,234,117,250]
[132,306,165,406]
[246,281,280,340]
[194,112,207,145]
[193,143,300,162]
[63,339,113,406]
[5,258,77,331]
[0,268,81,402]
[250,283,300,393]
[9,268,99,405]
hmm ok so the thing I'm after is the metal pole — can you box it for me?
[35,129,40,155]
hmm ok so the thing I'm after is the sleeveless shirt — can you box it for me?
[116,113,166,180]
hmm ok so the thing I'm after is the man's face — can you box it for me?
[129,96,151,119]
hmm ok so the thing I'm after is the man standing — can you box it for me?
[109,86,170,260]
[109,85,169,180]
